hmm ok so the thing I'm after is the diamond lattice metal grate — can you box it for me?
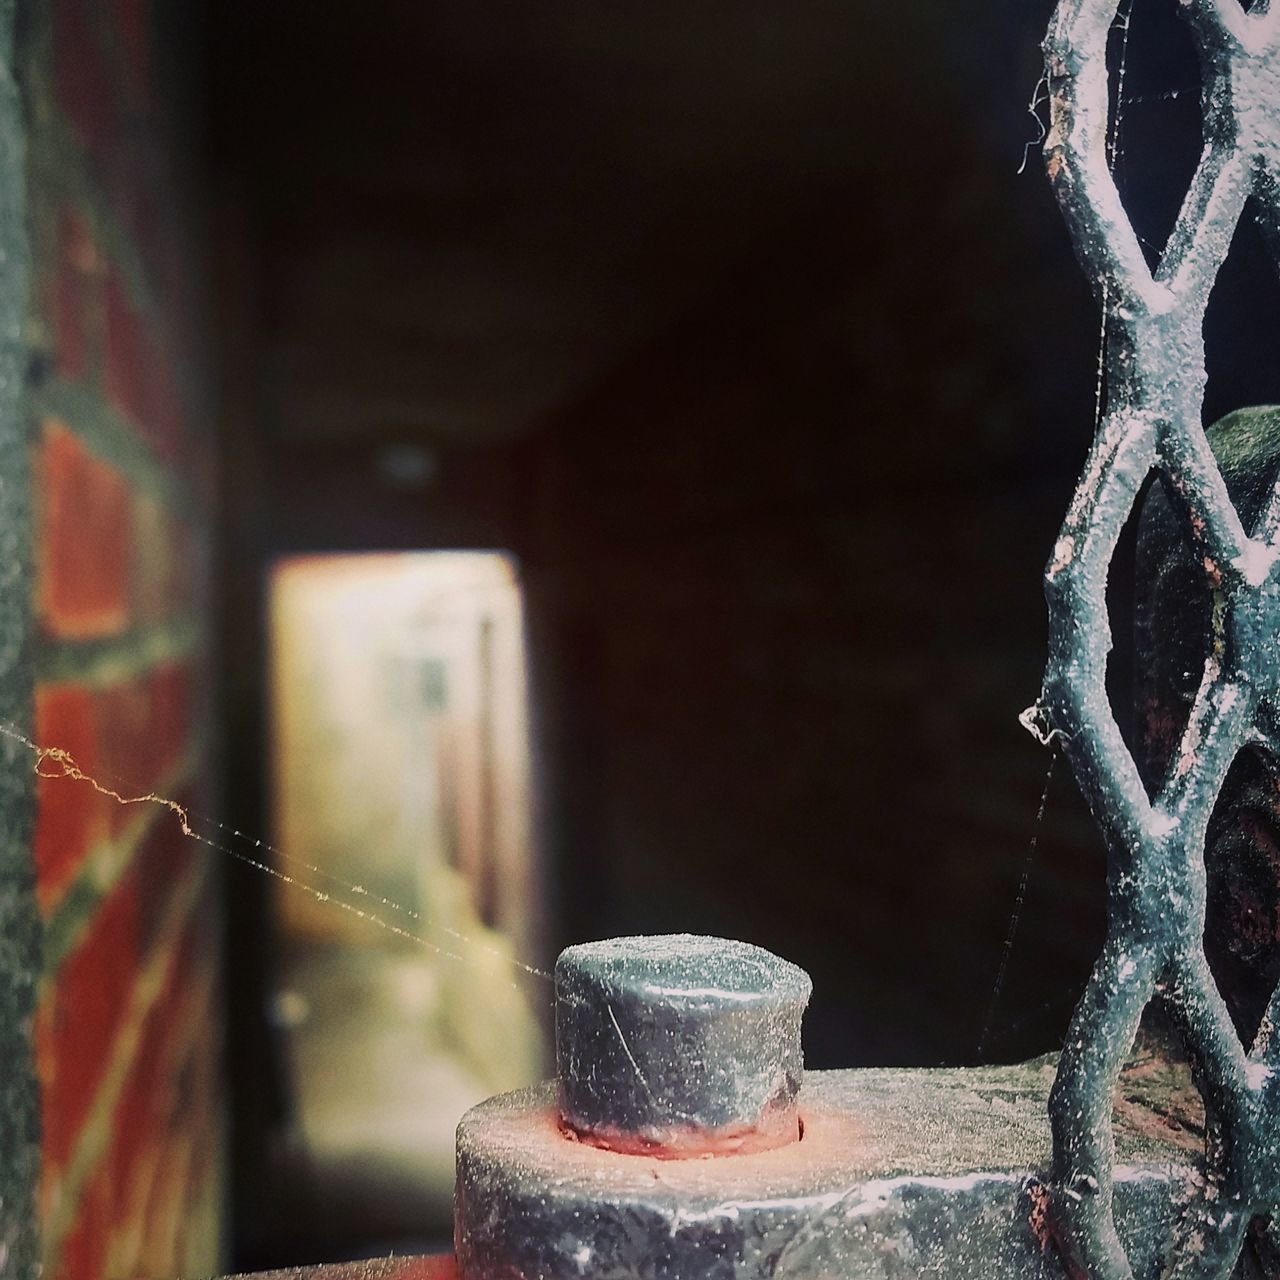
[1029,2,1280,1277]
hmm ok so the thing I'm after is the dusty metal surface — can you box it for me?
[226,1258,456,1280]
[555,934,810,1156]
[455,1062,1206,1279]
[1029,1,1280,1277]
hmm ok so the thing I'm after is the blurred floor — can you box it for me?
[265,946,493,1262]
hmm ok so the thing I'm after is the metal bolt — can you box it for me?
[554,934,812,1156]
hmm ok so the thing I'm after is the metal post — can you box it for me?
[1031,3,1280,1276]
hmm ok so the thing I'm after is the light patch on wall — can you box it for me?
[267,551,546,1231]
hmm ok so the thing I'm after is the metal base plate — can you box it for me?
[456,1062,1204,1279]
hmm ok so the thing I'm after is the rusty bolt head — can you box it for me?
[554,934,812,1156]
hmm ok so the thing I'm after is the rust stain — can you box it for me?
[1028,1180,1054,1255]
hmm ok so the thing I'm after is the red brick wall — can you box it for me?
[22,1,222,1276]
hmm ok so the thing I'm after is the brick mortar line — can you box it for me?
[39,855,216,1273]
[25,108,202,412]
[36,613,203,688]
[38,733,207,978]
[31,377,201,514]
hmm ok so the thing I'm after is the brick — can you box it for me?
[50,212,99,382]
[35,0,219,1271]
[129,492,185,624]
[125,169,168,298]
[38,868,141,1172]
[93,675,153,835]
[193,433,218,509]
[135,1048,216,1277]
[63,1046,205,1280]
[94,661,194,815]
[103,272,183,461]
[148,660,193,774]
[137,1135,185,1277]
[53,0,115,156]
[52,1162,110,1280]
[32,1005,56,1226]
[149,355,185,460]
[33,684,109,911]
[101,138,148,266]
[104,916,208,1224]
[109,0,150,98]
[145,213,186,326]
[36,421,131,640]
[102,273,147,429]
[178,1115,222,1272]
[134,789,197,950]
[38,901,210,1263]
[107,977,171,1222]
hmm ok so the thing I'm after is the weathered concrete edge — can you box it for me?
[456,1162,1187,1279]
[0,0,37,1275]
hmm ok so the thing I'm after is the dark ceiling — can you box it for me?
[206,0,1045,448]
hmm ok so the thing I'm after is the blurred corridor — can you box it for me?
[261,553,544,1256]
[3,0,1280,1278]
